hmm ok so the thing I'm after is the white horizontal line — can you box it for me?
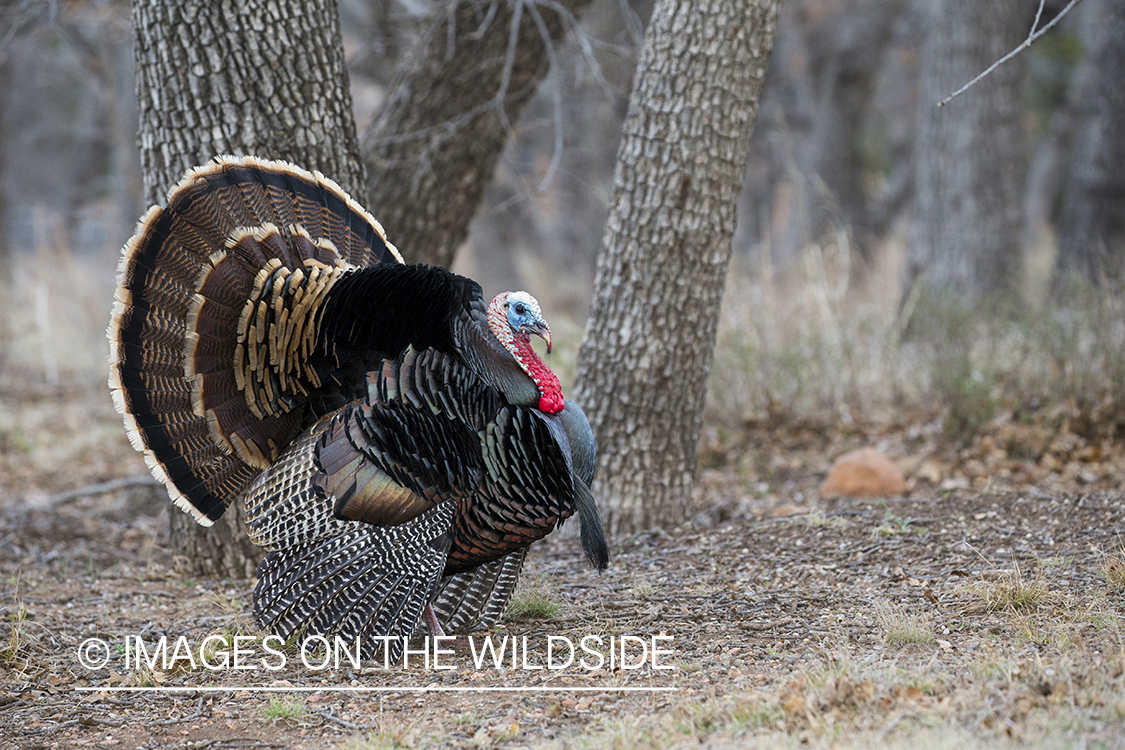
[74,686,677,693]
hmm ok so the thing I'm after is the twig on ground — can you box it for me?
[313,708,374,730]
[152,695,206,726]
[745,617,794,632]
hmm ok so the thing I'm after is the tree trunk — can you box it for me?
[132,0,365,578]
[766,0,903,265]
[360,0,595,269]
[1054,0,1125,289]
[0,54,8,270]
[803,0,903,255]
[906,0,1029,301]
[133,0,365,205]
[572,0,781,536]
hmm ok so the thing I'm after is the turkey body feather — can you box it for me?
[108,156,607,656]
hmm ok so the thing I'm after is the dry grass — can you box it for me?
[504,570,565,621]
[708,241,1125,443]
[798,508,851,530]
[973,562,1051,614]
[0,597,31,671]
[872,600,936,647]
[2,241,119,384]
[339,711,422,749]
[1103,547,1125,599]
[563,635,1125,750]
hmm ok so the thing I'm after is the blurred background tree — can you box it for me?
[1054,0,1125,290]
[906,0,1031,303]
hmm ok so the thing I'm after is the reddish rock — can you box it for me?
[820,447,905,498]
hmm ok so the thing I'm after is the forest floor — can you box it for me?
[2,379,1125,749]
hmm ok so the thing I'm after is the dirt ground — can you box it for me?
[2,381,1125,749]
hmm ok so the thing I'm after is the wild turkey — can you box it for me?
[108,156,607,658]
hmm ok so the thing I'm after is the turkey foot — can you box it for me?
[424,604,471,648]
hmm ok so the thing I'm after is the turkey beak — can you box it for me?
[524,319,552,354]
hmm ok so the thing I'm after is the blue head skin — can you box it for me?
[502,291,552,353]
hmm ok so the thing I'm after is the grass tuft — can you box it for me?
[262,695,307,725]
[0,603,30,670]
[873,600,937,647]
[801,508,851,530]
[339,711,419,749]
[1102,547,1125,599]
[505,573,564,621]
[0,573,32,671]
[672,696,781,737]
[975,563,1049,613]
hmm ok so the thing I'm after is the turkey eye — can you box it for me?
[515,304,526,315]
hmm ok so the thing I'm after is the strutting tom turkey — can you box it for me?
[108,156,607,658]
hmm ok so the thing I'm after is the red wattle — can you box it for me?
[515,337,564,414]
[538,391,565,414]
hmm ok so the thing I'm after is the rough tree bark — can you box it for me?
[572,0,781,536]
[132,0,365,578]
[905,0,1029,301]
[1054,0,1125,289]
[133,1,365,203]
[360,0,595,268]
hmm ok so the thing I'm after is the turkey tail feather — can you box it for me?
[109,157,399,524]
[254,502,454,662]
[574,475,609,571]
[427,548,528,634]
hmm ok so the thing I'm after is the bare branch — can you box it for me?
[466,1,500,40]
[494,0,525,132]
[524,0,564,191]
[617,0,645,49]
[537,0,614,96]
[938,0,1085,107]
[361,0,597,268]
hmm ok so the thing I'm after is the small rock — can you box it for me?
[940,476,970,490]
[819,448,905,498]
[916,458,943,485]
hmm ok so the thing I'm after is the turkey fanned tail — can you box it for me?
[254,502,455,662]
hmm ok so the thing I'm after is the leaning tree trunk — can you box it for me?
[572,0,781,536]
[132,0,365,578]
[1054,0,1125,290]
[905,0,1029,301]
[360,0,595,269]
